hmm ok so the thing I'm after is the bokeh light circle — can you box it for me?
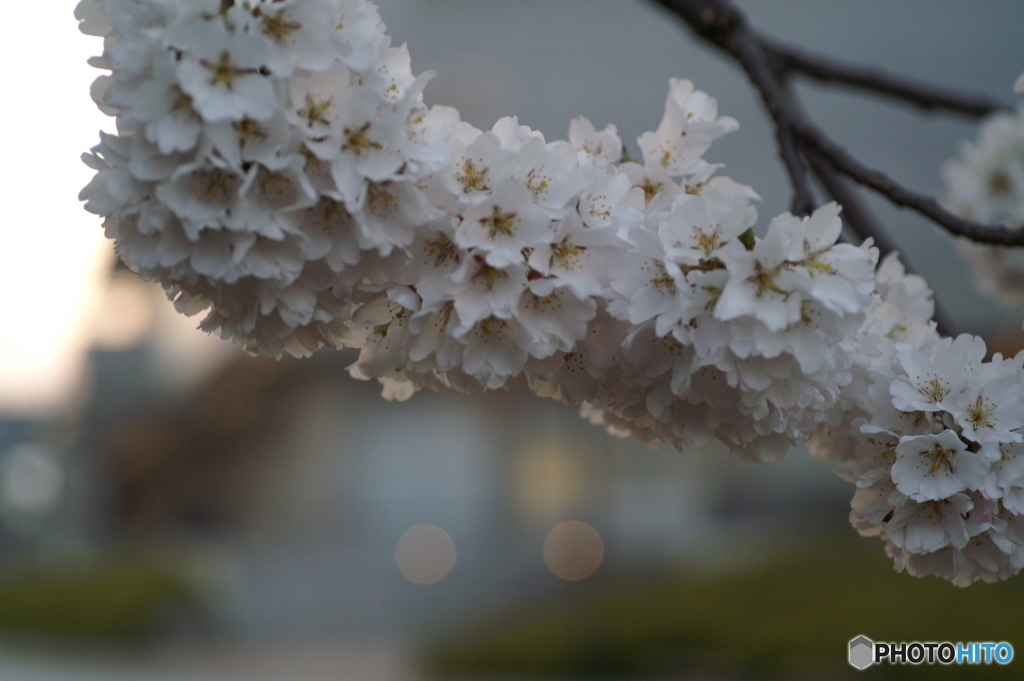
[395,524,457,585]
[543,520,604,581]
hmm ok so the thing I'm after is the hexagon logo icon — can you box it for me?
[849,635,874,670]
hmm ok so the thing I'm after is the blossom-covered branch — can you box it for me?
[76,0,1024,585]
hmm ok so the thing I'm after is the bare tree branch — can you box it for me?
[762,38,1011,118]
[725,22,816,216]
[773,70,959,334]
[795,121,1024,246]
[648,0,1024,247]
[805,150,956,336]
[648,0,816,214]
[805,151,893,255]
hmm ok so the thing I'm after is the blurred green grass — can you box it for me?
[425,533,1024,679]
[0,552,198,640]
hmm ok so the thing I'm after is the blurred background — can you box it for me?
[4,1,1024,679]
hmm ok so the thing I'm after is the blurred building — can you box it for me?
[0,258,855,643]
[72,327,726,637]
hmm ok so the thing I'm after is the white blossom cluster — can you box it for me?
[341,78,878,463]
[944,74,1024,304]
[810,255,1024,584]
[579,189,878,463]
[77,0,459,356]
[79,0,1024,585]
[342,113,627,399]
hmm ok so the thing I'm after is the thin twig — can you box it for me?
[648,0,1024,247]
[652,0,815,215]
[782,66,959,335]
[805,150,896,257]
[727,24,816,216]
[762,38,1010,118]
[795,121,1024,246]
[805,150,956,336]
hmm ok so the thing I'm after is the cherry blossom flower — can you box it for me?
[891,430,988,502]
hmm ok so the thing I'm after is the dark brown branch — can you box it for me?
[651,0,816,215]
[805,150,956,336]
[772,75,894,255]
[648,0,1024,247]
[805,151,896,256]
[795,121,1024,246]
[729,28,816,215]
[780,67,959,334]
[762,38,1010,118]
[649,0,1008,117]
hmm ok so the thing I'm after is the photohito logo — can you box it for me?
[848,635,1014,669]
[849,636,874,670]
